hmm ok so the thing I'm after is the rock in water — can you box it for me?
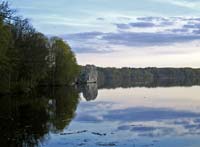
[78,65,98,83]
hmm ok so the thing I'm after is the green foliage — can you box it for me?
[49,87,80,131]
[48,37,80,85]
[0,2,80,93]
[0,6,12,92]
[97,67,200,88]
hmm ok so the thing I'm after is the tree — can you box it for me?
[49,37,80,85]
[0,1,80,93]
[0,2,13,92]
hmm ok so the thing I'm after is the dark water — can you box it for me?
[1,84,200,147]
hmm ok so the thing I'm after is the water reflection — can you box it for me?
[80,83,98,101]
[71,86,200,147]
[75,106,200,123]
[0,87,79,147]
[1,81,200,147]
[78,79,200,101]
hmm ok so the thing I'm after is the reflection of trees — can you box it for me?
[98,76,200,89]
[0,86,79,147]
[49,87,80,132]
[0,94,49,147]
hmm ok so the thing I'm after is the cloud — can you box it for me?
[59,16,200,54]
[101,32,200,47]
[74,106,200,123]
[74,99,200,137]
[74,114,103,122]
[115,23,130,29]
[62,32,103,40]
[169,28,189,33]
[184,124,200,130]
[183,23,200,29]
[115,22,157,30]
[131,126,157,132]
[61,32,200,54]
[116,17,174,30]
[97,17,105,21]
[194,118,200,123]
[129,22,156,28]
[188,18,200,21]
[159,21,174,26]
[117,119,200,137]
[173,120,191,125]
[73,47,114,54]
[136,16,200,24]
[117,125,175,137]
[137,17,168,21]
[103,107,200,122]
[117,16,131,21]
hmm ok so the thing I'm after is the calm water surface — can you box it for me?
[1,85,200,147]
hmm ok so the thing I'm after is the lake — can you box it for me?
[1,85,200,147]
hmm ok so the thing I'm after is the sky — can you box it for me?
[5,0,200,68]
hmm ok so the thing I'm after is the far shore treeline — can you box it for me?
[0,2,80,93]
[97,67,200,88]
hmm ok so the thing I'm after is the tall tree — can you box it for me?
[49,37,80,85]
[0,2,13,92]
[0,1,80,93]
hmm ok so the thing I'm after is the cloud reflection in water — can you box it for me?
[74,102,200,137]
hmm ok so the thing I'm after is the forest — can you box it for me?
[97,67,200,88]
[0,2,80,93]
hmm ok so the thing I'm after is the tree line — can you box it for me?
[0,2,80,93]
[97,67,200,88]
